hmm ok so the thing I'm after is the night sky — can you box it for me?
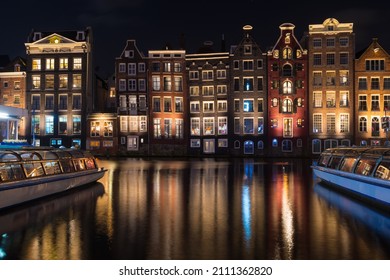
[1,1,390,77]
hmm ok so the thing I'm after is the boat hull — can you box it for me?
[312,166,390,209]
[0,168,106,210]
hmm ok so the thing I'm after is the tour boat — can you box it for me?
[311,146,390,209]
[0,145,107,210]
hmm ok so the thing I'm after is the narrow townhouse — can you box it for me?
[267,23,308,156]
[229,25,267,156]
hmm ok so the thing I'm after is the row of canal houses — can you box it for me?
[1,18,389,157]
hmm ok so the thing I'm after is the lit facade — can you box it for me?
[24,28,94,149]
[0,57,27,141]
[355,38,390,146]
[307,18,355,154]
[115,40,149,155]
[230,25,267,156]
[267,23,308,156]
[148,49,188,156]
[186,44,230,155]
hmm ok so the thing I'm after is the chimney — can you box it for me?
[221,34,226,52]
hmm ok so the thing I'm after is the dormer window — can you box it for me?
[14,64,21,72]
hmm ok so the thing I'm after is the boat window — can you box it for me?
[354,158,377,176]
[20,152,41,161]
[328,156,342,169]
[69,150,85,158]
[84,158,96,170]
[0,164,25,181]
[339,157,357,172]
[60,159,75,173]
[55,151,72,159]
[43,161,62,175]
[0,153,19,162]
[38,151,59,160]
[23,162,45,178]
[374,161,390,180]
[73,159,85,171]
[318,155,331,167]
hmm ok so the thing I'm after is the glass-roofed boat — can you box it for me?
[0,145,106,210]
[311,146,390,209]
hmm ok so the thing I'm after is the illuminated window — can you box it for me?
[244,118,254,134]
[46,58,55,70]
[340,114,349,133]
[191,118,200,136]
[243,99,254,112]
[32,59,41,70]
[282,47,292,59]
[45,75,54,89]
[176,119,183,139]
[104,121,113,137]
[32,75,41,89]
[313,114,322,133]
[203,118,214,135]
[282,99,293,113]
[59,74,68,89]
[72,74,82,88]
[174,77,182,91]
[190,86,199,96]
[32,115,40,135]
[72,115,81,134]
[313,92,322,108]
[282,81,292,94]
[283,118,293,137]
[175,97,183,112]
[218,117,227,135]
[59,115,68,135]
[326,114,336,133]
[45,115,54,134]
[59,58,68,70]
[73,58,82,70]
[243,78,253,91]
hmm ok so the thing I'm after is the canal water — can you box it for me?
[1,157,390,260]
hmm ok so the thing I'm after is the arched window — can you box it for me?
[244,141,254,154]
[282,81,293,94]
[283,47,292,59]
[257,140,264,149]
[282,64,292,77]
[372,117,380,136]
[234,140,240,149]
[282,98,293,113]
[282,140,292,152]
[359,117,367,132]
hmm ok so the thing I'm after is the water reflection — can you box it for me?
[314,182,390,249]
[0,182,105,259]
[1,158,390,259]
